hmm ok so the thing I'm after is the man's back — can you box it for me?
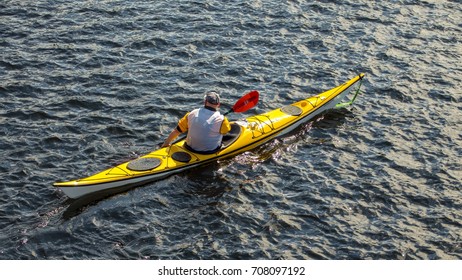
[186,107,226,152]
[161,91,231,151]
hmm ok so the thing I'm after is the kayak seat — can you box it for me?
[183,123,242,154]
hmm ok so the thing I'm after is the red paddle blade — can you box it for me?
[231,90,259,113]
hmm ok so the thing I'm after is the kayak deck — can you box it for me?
[54,73,365,198]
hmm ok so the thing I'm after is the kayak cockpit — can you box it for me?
[182,123,243,154]
[221,123,242,148]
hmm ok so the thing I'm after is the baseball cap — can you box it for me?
[204,91,220,105]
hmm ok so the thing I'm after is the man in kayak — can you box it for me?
[161,91,231,153]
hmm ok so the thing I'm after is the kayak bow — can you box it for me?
[54,73,365,198]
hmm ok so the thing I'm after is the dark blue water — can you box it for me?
[1,0,461,259]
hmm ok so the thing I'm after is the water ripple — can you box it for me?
[1,0,461,260]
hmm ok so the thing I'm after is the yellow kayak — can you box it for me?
[54,73,365,198]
